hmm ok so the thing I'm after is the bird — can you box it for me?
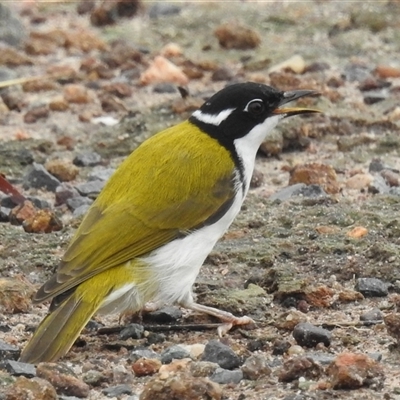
[19,82,320,363]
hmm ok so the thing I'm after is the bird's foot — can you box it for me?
[179,300,255,335]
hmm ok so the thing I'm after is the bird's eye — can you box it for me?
[245,100,265,116]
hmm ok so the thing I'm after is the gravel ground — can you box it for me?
[1,1,400,399]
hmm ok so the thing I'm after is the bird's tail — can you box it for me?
[19,291,101,364]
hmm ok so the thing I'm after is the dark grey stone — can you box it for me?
[161,345,190,364]
[146,332,166,344]
[210,367,243,384]
[102,384,132,397]
[73,152,102,167]
[4,360,36,377]
[23,163,61,192]
[66,196,93,211]
[355,278,388,297]
[0,206,10,222]
[143,306,183,323]
[201,340,241,370]
[75,180,105,197]
[0,341,19,363]
[369,159,385,173]
[27,197,51,209]
[360,308,383,322]
[119,324,144,340]
[0,196,15,208]
[129,348,160,363]
[363,90,389,105]
[293,322,332,347]
[153,83,177,93]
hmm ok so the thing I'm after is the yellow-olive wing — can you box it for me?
[35,122,237,302]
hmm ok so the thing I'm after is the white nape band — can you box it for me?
[192,108,235,126]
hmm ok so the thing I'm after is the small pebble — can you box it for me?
[143,306,183,323]
[140,372,221,400]
[363,90,388,105]
[88,168,115,182]
[293,322,332,347]
[380,169,399,187]
[304,352,335,365]
[287,345,305,356]
[119,323,144,340]
[4,376,57,400]
[27,197,51,209]
[23,163,61,192]
[190,361,218,378]
[161,345,190,364]
[146,332,166,345]
[389,187,400,196]
[327,352,384,389]
[272,339,291,355]
[360,307,383,322]
[0,206,10,221]
[152,83,177,93]
[342,64,372,83]
[73,152,102,167]
[0,340,20,362]
[130,348,160,363]
[75,180,105,197]
[73,204,91,218]
[211,67,235,82]
[293,184,326,198]
[82,370,106,386]
[132,357,161,377]
[102,384,133,397]
[45,159,79,182]
[210,367,243,384]
[345,173,374,190]
[278,356,324,382]
[269,183,306,202]
[201,340,241,370]
[214,21,261,50]
[368,158,385,173]
[289,163,339,194]
[368,175,390,194]
[241,354,271,380]
[55,183,80,206]
[4,360,36,378]
[66,196,93,211]
[36,362,90,398]
[148,3,181,19]
[355,278,388,297]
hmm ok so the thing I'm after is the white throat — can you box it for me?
[234,115,283,193]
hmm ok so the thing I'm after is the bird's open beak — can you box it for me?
[273,89,321,117]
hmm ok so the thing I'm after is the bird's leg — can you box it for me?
[179,293,255,336]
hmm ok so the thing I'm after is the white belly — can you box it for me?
[141,189,245,305]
